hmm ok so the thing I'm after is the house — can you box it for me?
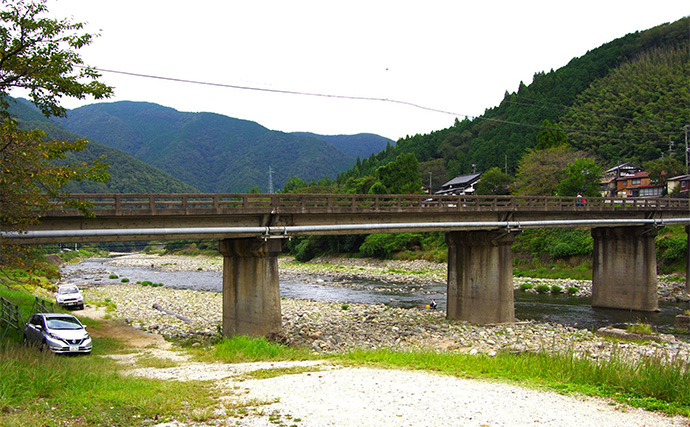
[615,171,664,197]
[600,163,642,197]
[667,174,690,195]
[435,173,481,196]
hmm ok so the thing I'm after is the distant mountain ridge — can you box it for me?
[293,132,391,160]
[9,98,198,194]
[58,102,393,193]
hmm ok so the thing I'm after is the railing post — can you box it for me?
[114,194,121,212]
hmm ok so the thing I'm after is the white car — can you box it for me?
[24,313,92,354]
[55,284,84,310]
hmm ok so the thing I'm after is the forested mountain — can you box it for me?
[337,17,689,188]
[8,98,198,193]
[293,132,392,160]
[57,102,392,193]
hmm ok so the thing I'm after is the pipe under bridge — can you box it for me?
[4,193,690,337]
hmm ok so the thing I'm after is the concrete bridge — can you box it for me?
[5,193,690,337]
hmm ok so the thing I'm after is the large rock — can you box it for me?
[674,314,690,331]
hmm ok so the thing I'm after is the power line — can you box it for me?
[83,66,685,139]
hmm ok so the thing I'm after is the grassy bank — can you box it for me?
[0,342,216,426]
[0,283,217,426]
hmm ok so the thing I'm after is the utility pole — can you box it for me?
[683,125,690,175]
[428,171,432,194]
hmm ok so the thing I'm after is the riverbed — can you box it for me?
[61,253,690,333]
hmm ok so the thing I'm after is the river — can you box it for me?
[61,257,690,334]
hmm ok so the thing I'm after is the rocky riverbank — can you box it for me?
[104,253,690,302]
[65,254,690,363]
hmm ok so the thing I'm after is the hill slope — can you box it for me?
[8,98,198,193]
[58,102,391,193]
[337,17,689,187]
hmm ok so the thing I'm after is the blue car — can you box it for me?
[23,313,92,354]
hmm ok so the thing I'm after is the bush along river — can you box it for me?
[60,254,690,336]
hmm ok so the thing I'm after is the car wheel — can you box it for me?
[23,335,28,346]
[40,340,48,352]
[79,304,84,310]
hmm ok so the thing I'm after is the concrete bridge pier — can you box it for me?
[686,225,690,294]
[591,226,658,311]
[219,238,282,337]
[446,230,516,324]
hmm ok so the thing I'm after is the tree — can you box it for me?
[555,158,602,197]
[475,167,514,195]
[1,0,112,275]
[514,146,578,195]
[643,156,686,190]
[374,153,422,194]
[281,176,307,193]
[0,0,112,117]
[535,120,568,150]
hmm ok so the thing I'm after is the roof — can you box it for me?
[441,173,481,188]
[668,174,690,182]
[605,163,641,174]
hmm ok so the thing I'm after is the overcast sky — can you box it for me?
[38,1,690,140]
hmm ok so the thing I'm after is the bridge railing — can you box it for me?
[47,193,690,215]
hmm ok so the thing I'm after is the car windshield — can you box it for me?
[58,287,79,294]
[46,317,82,330]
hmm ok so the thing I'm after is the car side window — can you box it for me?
[30,316,43,327]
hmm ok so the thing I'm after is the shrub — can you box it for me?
[566,286,579,295]
[519,283,534,291]
[550,285,562,294]
[141,281,153,286]
[359,233,422,258]
[341,304,349,310]
[120,278,129,283]
[535,284,550,294]
[108,274,118,279]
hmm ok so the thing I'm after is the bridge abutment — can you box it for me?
[591,226,658,311]
[219,238,282,337]
[446,230,516,324]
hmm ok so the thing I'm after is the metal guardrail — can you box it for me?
[31,297,54,315]
[45,194,690,215]
[0,297,24,340]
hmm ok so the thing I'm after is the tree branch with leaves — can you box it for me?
[0,0,112,277]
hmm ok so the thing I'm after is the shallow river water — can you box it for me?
[62,258,689,333]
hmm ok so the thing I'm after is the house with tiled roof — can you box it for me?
[435,173,481,196]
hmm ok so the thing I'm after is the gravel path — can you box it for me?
[234,367,689,427]
[63,254,690,427]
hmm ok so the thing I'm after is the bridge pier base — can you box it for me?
[219,238,282,337]
[686,226,690,294]
[591,226,658,311]
[446,231,515,324]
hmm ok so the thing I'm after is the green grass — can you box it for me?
[627,323,655,335]
[206,336,315,363]
[0,339,215,427]
[0,284,217,426]
[513,260,593,280]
